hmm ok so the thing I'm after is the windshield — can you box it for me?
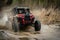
[17,8,30,14]
[17,9,25,14]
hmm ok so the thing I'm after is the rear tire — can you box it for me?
[34,20,41,31]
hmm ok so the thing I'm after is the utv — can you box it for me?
[12,7,41,32]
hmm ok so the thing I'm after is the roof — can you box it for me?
[14,7,30,9]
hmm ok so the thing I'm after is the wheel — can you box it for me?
[12,22,18,32]
[12,17,18,32]
[34,20,41,31]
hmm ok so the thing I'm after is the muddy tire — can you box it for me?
[12,22,18,32]
[34,20,41,31]
[12,17,18,32]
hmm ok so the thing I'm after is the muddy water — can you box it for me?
[35,24,60,40]
[0,24,60,40]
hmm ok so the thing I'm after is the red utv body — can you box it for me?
[12,7,41,32]
[17,13,34,24]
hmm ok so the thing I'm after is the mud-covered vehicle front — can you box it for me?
[12,7,41,33]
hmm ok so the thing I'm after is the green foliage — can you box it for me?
[13,0,60,8]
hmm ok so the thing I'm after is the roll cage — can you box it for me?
[13,7,30,14]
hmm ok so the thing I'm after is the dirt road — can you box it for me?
[35,24,60,40]
[0,24,60,40]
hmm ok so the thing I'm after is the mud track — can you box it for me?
[0,24,60,40]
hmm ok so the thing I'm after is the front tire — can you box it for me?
[12,22,18,32]
[12,17,18,32]
[34,20,41,31]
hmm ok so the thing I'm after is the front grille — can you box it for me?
[25,16,30,21]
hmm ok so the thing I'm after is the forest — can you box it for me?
[0,0,60,9]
